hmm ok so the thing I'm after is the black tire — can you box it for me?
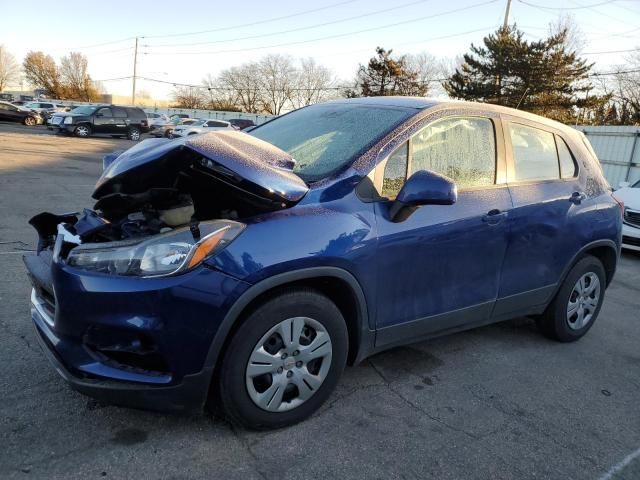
[218,289,348,430]
[536,255,606,342]
[23,116,37,126]
[127,127,141,141]
[164,129,173,138]
[74,124,91,138]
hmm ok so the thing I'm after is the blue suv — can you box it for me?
[25,98,622,429]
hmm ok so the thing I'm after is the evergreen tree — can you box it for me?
[444,26,608,123]
[349,47,428,97]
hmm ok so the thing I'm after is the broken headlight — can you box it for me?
[66,220,244,277]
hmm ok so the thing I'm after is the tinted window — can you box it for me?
[557,136,577,178]
[41,103,53,108]
[97,108,112,118]
[251,104,414,183]
[382,142,409,200]
[207,121,228,127]
[410,116,496,188]
[509,124,558,181]
[112,107,127,118]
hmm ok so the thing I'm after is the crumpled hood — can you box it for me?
[93,130,308,204]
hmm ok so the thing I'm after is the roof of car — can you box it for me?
[323,96,580,139]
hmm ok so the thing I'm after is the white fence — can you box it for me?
[574,126,640,188]
[142,107,275,125]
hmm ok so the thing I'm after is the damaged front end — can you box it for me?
[28,131,308,277]
[23,131,308,411]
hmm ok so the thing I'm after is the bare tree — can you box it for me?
[23,51,64,98]
[406,52,447,97]
[290,58,335,109]
[258,54,296,115]
[202,73,240,111]
[60,52,99,101]
[0,45,20,92]
[218,63,263,113]
[171,86,206,109]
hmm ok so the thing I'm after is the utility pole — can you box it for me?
[131,37,138,105]
[503,0,512,29]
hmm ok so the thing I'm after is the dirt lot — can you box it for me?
[1,123,639,480]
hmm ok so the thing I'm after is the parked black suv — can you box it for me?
[49,105,149,140]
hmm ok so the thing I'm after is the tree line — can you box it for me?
[1,20,638,125]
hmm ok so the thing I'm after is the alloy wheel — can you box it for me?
[245,317,332,412]
[76,125,89,137]
[567,272,601,330]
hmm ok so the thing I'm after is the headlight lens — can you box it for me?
[66,220,244,277]
[63,116,73,124]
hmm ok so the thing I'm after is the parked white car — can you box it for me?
[170,119,234,138]
[22,101,64,117]
[614,179,640,251]
[146,112,170,127]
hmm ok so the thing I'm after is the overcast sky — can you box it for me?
[3,0,639,100]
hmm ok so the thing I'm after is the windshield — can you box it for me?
[71,106,98,115]
[250,103,414,182]
[191,119,207,126]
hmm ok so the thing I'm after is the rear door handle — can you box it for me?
[482,209,507,225]
[570,191,586,204]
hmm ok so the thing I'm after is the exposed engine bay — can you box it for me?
[29,131,309,254]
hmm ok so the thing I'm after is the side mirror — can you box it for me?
[390,170,457,222]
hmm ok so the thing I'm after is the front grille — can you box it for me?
[622,235,640,247]
[624,209,640,228]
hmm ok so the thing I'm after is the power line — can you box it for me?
[517,0,618,9]
[583,47,640,54]
[146,0,434,48]
[143,0,359,39]
[144,0,499,56]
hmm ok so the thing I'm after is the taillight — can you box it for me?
[612,193,624,218]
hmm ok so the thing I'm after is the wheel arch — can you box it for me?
[202,267,374,397]
[560,239,619,291]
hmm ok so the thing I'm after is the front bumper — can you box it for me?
[25,252,250,413]
[622,223,640,251]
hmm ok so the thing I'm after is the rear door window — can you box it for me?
[509,123,559,181]
[112,107,127,118]
[97,108,113,117]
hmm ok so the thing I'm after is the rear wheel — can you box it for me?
[74,124,91,137]
[536,255,606,342]
[127,127,141,141]
[218,290,348,429]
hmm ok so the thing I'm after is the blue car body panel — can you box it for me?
[23,98,622,414]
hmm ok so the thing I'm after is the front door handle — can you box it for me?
[482,209,507,225]
[570,191,586,204]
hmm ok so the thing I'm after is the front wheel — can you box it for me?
[536,255,606,342]
[23,116,37,126]
[218,290,348,429]
[74,124,91,137]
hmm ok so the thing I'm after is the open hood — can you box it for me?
[94,130,308,206]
